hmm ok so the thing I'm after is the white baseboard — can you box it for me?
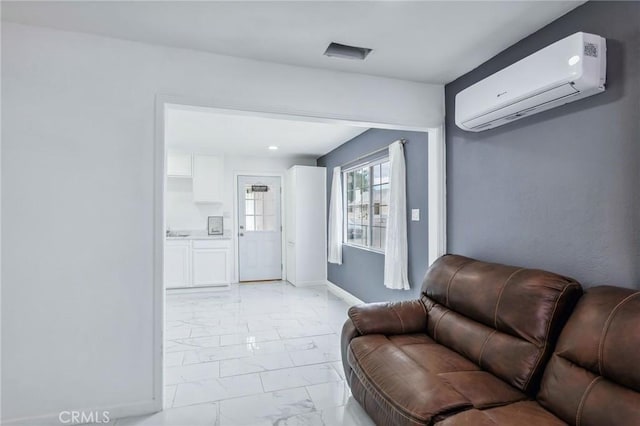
[326,280,365,306]
[166,284,231,294]
[2,399,160,426]
[288,279,328,288]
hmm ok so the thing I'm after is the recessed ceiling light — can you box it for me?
[324,42,372,60]
[268,146,279,150]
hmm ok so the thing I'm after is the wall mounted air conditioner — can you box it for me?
[455,32,606,132]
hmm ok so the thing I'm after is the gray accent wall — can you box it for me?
[446,1,640,288]
[317,129,429,302]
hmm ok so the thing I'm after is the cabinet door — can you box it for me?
[193,155,223,203]
[165,242,191,287]
[167,152,192,177]
[192,249,229,286]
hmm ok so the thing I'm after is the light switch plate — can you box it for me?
[411,209,420,221]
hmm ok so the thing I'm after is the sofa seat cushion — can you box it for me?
[436,401,566,426]
[347,333,527,424]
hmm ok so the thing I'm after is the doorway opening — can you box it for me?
[156,97,445,413]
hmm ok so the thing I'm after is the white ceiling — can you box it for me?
[165,105,369,158]
[2,1,583,83]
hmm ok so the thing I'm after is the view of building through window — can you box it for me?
[344,159,390,251]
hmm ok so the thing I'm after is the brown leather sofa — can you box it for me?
[341,254,640,425]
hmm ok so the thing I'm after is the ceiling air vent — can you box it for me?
[324,42,372,60]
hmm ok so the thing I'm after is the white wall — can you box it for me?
[166,178,222,231]
[0,22,443,424]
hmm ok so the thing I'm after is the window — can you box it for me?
[244,185,277,231]
[344,158,390,251]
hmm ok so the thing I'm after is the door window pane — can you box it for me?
[244,184,277,232]
[254,215,264,231]
[245,216,255,231]
[254,199,263,216]
[245,199,255,215]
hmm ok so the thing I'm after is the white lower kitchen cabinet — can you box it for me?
[165,239,231,288]
[192,240,232,285]
[164,241,191,288]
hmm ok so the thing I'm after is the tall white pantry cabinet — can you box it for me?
[286,166,327,286]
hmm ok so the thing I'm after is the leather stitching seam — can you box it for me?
[420,300,428,326]
[390,304,405,333]
[597,292,640,375]
[575,376,602,426]
[433,309,449,342]
[445,260,474,307]
[348,308,366,335]
[478,330,497,368]
[351,338,387,361]
[493,268,524,329]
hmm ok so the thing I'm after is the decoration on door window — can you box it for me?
[249,185,269,193]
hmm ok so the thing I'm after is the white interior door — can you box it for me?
[238,176,282,282]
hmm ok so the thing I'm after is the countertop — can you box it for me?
[166,230,232,241]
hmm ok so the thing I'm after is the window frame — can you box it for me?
[342,156,389,254]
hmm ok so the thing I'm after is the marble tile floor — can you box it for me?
[115,282,375,426]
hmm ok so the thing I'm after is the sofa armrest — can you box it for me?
[341,318,360,386]
[347,300,427,336]
[341,300,427,386]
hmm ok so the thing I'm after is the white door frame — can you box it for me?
[427,124,447,265]
[233,172,285,283]
[153,93,446,410]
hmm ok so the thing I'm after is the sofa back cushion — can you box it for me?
[421,255,582,394]
[537,286,640,425]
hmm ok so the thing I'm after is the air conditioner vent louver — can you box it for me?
[455,32,606,132]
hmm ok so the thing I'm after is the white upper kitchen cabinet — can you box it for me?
[285,165,327,286]
[193,155,224,203]
[167,151,192,177]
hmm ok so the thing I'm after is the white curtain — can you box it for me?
[328,166,343,264]
[384,141,410,290]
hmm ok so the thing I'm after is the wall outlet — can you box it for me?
[411,209,420,221]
